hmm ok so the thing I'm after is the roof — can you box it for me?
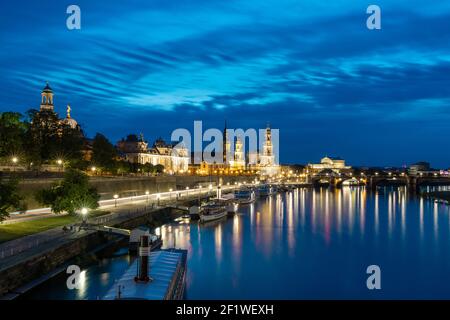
[103,249,186,300]
[42,82,53,93]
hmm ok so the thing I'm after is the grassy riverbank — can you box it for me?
[0,210,109,243]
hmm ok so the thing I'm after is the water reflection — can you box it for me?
[23,186,450,300]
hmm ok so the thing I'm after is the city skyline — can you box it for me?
[1,1,450,167]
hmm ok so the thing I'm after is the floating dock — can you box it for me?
[103,248,187,300]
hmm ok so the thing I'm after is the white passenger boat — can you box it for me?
[211,194,239,215]
[200,202,228,222]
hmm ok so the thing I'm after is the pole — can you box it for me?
[135,235,151,282]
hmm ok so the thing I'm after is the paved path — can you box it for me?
[4,184,238,224]
[0,186,237,268]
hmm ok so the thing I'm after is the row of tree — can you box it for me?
[0,110,84,168]
[0,111,165,175]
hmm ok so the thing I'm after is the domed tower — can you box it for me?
[40,82,54,112]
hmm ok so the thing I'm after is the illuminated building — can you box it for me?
[307,156,351,174]
[117,134,189,173]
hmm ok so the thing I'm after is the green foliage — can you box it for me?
[92,133,117,170]
[0,177,24,221]
[0,112,28,158]
[142,162,155,174]
[114,160,131,175]
[36,169,100,214]
[24,109,84,166]
[155,164,165,174]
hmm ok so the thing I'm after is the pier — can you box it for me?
[103,248,187,300]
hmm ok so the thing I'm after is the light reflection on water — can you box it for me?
[160,187,450,299]
[22,187,450,299]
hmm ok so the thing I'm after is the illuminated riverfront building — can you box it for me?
[307,156,352,175]
[117,134,189,174]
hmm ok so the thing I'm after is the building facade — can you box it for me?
[117,134,189,174]
[307,156,352,175]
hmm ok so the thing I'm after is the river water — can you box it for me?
[21,187,450,299]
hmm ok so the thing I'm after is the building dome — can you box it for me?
[64,117,78,129]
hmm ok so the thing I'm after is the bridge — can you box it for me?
[306,170,450,190]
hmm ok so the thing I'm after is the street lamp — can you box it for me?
[91,166,96,175]
[57,159,63,172]
[81,207,88,224]
[169,188,173,201]
[113,194,119,207]
[145,190,149,204]
[157,193,160,206]
[11,156,18,172]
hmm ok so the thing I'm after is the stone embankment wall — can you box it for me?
[0,206,184,297]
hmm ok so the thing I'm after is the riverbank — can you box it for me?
[16,174,256,210]
[0,210,109,243]
[0,196,201,299]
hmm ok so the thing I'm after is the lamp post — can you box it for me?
[186,186,189,197]
[81,207,88,224]
[197,185,202,204]
[113,194,119,207]
[11,157,18,172]
[145,190,149,204]
[157,193,160,206]
[57,159,63,172]
[91,166,96,175]
[169,188,173,201]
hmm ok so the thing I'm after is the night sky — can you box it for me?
[0,1,449,167]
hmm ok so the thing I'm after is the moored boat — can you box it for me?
[211,193,239,216]
[200,202,228,222]
[234,187,256,204]
[257,184,275,196]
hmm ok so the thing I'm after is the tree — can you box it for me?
[24,109,84,168]
[25,109,61,166]
[142,162,155,175]
[92,133,117,171]
[155,164,164,174]
[37,169,100,214]
[0,177,24,221]
[0,112,27,159]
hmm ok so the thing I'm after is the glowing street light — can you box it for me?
[157,193,161,206]
[11,156,18,172]
[81,207,88,224]
[145,190,149,204]
[113,194,119,207]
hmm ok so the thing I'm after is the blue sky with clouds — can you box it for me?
[0,0,449,167]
